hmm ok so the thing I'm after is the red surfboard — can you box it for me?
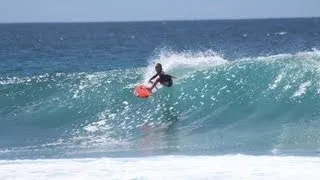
[134,84,152,98]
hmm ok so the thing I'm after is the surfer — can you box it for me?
[148,63,174,91]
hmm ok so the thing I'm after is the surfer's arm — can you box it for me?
[149,73,159,82]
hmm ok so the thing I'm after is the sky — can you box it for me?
[0,0,319,23]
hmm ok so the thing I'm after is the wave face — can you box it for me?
[1,49,320,159]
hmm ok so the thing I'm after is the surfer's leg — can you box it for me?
[149,78,160,91]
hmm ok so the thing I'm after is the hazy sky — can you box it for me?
[1,0,319,23]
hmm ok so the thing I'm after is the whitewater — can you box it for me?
[1,155,320,179]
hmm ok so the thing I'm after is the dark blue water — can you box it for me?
[1,18,320,159]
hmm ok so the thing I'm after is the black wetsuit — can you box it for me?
[151,71,173,87]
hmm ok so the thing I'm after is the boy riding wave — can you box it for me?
[148,63,174,91]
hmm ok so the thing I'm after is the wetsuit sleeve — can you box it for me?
[149,72,159,81]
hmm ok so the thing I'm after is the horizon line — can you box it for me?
[0,16,319,24]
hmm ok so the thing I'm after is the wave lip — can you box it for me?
[143,49,228,83]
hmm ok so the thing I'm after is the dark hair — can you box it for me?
[156,63,162,69]
[155,63,162,72]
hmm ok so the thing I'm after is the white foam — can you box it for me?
[0,155,320,180]
[275,32,288,36]
[269,73,284,90]
[83,124,100,132]
[291,81,312,98]
[0,73,50,85]
[142,50,228,83]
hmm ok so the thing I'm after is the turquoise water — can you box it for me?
[1,18,320,160]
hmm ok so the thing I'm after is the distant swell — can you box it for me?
[1,49,320,159]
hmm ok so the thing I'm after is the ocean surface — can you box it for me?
[1,18,320,179]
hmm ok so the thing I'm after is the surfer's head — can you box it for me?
[155,63,162,72]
